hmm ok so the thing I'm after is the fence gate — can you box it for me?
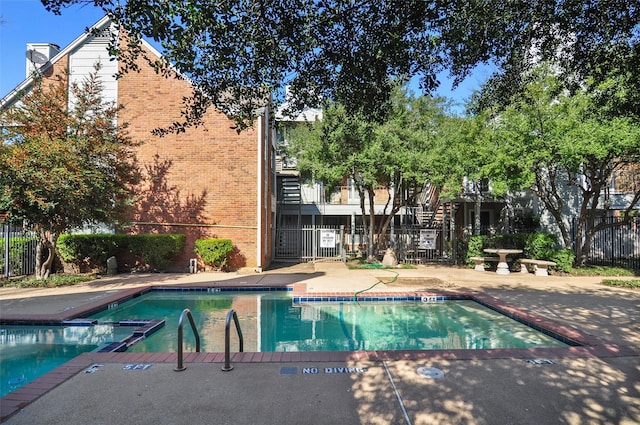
[275,225,346,262]
[1,224,37,278]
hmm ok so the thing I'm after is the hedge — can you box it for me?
[57,233,186,272]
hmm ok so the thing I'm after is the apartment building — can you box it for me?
[1,16,275,271]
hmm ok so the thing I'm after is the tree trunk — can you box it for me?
[356,184,371,258]
[35,230,57,280]
[473,181,482,236]
[376,184,404,252]
[366,188,377,260]
[533,169,572,249]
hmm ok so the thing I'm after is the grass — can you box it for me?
[601,279,640,289]
[346,260,415,270]
[569,265,637,277]
[0,273,96,288]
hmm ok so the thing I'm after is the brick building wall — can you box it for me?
[116,42,271,271]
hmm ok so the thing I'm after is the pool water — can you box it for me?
[89,292,569,353]
[0,325,134,398]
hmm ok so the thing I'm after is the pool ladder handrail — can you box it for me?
[174,308,201,372]
[222,309,244,371]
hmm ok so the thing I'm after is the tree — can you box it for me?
[481,66,640,264]
[431,111,497,235]
[287,87,453,258]
[41,1,639,132]
[444,1,640,120]
[43,0,442,132]
[0,68,141,279]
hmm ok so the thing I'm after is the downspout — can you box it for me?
[256,113,264,272]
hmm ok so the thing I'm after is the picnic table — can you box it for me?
[483,248,523,275]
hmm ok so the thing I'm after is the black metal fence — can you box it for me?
[276,218,640,271]
[572,216,640,270]
[275,225,347,262]
[1,224,37,278]
[275,224,450,263]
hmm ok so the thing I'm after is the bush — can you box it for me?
[523,232,557,260]
[549,248,574,273]
[128,234,186,271]
[462,232,570,270]
[57,233,186,272]
[464,235,487,267]
[194,238,234,270]
[485,234,529,250]
[57,234,124,269]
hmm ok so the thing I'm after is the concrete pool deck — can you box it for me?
[1,263,639,424]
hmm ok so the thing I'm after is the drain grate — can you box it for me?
[416,366,445,379]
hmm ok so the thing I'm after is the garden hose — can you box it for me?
[352,265,399,303]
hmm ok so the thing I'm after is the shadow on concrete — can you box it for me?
[477,285,640,351]
[348,354,640,425]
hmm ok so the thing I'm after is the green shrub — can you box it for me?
[57,233,185,272]
[128,234,186,271]
[57,234,124,266]
[462,232,566,268]
[549,248,575,273]
[485,233,529,250]
[523,232,557,260]
[464,235,487,267]
[194,238,234,270]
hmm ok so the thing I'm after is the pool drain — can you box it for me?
[8,376,25,385]
[416,367,444,379]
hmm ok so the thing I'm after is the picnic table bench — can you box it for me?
[470,256,499,271]
[520,259,557,276]
[483,248,523,275]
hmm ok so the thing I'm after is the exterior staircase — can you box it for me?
[280,177,301,204]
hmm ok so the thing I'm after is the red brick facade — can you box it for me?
[116,42,274,271]
[14,32,274,272]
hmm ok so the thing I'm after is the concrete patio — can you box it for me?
[1,263,638,424]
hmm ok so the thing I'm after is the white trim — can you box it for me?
[2,16,113,106]
[256,115,264,270]
[1,15,167,108]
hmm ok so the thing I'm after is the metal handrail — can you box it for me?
[222,309,244,371]
[174,308,201,372]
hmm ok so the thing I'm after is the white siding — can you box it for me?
[68,24,118,106]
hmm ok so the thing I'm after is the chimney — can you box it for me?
[25,43,60,78]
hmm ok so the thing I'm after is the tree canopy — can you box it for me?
[40,1,640,131]
[481,65,640,263]
[0,69,140,278]
[286,87,455,257]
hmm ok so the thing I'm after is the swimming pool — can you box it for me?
[2,288,577,399]
[89,291,570,353]
[0,324,134,398]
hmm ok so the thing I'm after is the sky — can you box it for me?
[1,0,493,110]
[0,0,105,96]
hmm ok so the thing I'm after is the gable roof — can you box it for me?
[1,15,162,109]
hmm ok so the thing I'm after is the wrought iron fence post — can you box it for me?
[340,225,346,262]
[3,224,9,278]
